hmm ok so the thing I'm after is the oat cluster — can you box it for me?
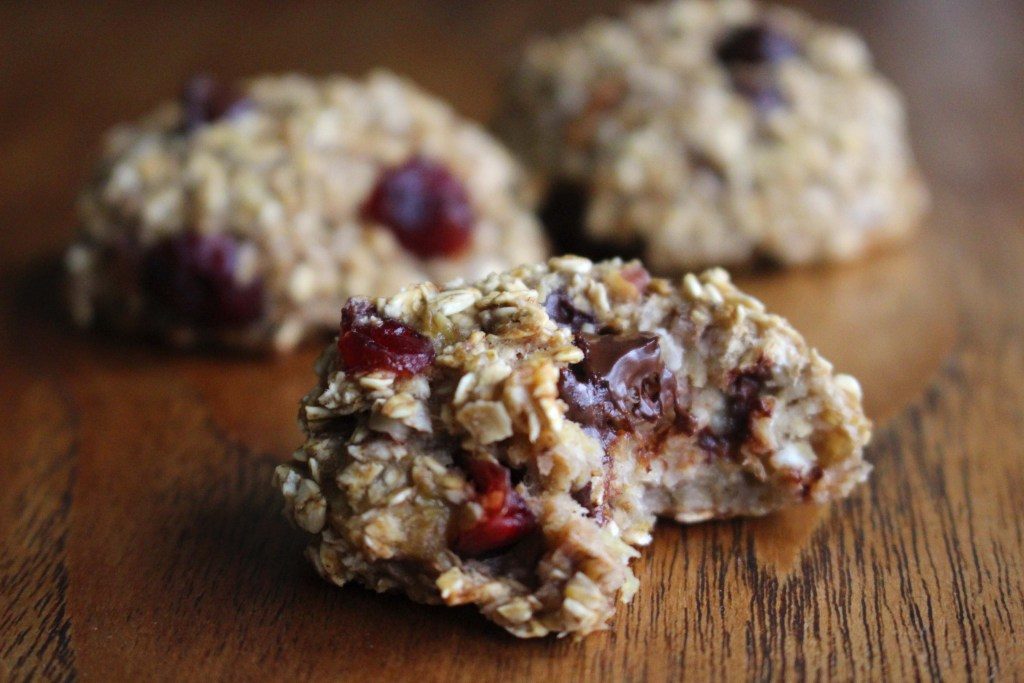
[276,256,871,637]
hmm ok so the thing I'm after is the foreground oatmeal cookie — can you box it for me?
[274,256,871,638]
[67,71,546,351]
[497,0,928,269]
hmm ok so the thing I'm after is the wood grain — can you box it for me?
[1,1,1022,680]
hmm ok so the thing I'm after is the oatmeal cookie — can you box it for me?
[497,0,928,269]
[274,256,871,638]
[67,71,546,351]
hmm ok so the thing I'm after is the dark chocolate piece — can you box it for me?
[696,361,774,459]
[179,75,251,131]
[544,290,596,331]
[715,24,799,66]
[559,332,673,441]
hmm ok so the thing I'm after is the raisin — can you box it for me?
[559,332,673,441]
[454,459,537,557]
[141,232,264,328]
[336,298,434,376]
[362,157,475,258]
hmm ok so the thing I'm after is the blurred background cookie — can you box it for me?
[497,0,929,270]
[67,71,547,351]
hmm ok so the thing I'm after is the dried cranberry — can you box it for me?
[559,367,617,435]
[336,298,434,376]
[362,157,475,258]
[544,290,596,331]
[559,332,673,440]
[455,459,536,557]
[715,24,799,66]
[141,232,264,328]
[619,263,651,293]
[576,334,666,421]
[179,75,251,131]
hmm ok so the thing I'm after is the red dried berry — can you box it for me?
[362,157,475,259]
[454,459,536,557]
[141,232,264,328]
[336,298,434,376]
[620,263,651,293]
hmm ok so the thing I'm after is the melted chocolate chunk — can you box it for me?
[696,429,731,459]
[544,290,596,331]
[578,334,664,420]
[675,409,699,436]
[559,332,673,441]
[697,361,774,459]
[559,364,615,434]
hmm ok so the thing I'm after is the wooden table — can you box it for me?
[2,1,1022,680]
